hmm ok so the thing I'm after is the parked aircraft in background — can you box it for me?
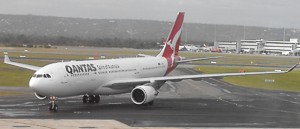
[4,12,298,111]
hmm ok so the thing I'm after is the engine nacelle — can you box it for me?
[34,92,47,100]
[131,86,157,105]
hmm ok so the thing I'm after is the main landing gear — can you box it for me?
[82,94,100,104]
[49,96,58,112]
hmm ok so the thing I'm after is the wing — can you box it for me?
[4,55,41,71]
[176,56,222,63]
[104,63,299,89]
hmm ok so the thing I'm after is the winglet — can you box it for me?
[3,53,41,71]
[286,63,299,72]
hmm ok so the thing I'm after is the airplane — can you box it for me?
[3,12,299,112]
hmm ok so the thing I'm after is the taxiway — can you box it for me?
[0,66,300,128]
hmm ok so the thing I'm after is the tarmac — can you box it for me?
[2,119,298,129]
[0,66,300,128]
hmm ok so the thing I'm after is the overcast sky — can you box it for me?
[0,0,299,28]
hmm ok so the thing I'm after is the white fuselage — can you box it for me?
[29,57,169,97]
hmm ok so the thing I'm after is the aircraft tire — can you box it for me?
[88,95,96,103]
[49,104,58,112]
[53,104,58,112]
[95,95,100,103]
[82,95,88,103]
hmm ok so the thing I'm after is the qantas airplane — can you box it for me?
[4,12,298,112]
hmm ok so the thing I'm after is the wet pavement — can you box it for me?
[0,67,300,128]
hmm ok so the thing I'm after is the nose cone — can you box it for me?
[29,78,39,91]
[29,77,49,96]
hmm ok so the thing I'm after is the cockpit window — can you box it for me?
[46,74,51,78]
[36,74,43,78]
[33,74,51,78]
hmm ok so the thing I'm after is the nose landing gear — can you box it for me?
[49,96,58,112]
[82,95,100,104]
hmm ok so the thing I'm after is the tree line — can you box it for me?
[0,33,161,49]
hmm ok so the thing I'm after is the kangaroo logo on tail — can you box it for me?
[157,12,184,75]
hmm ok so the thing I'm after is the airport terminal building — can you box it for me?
[215,38,300,56]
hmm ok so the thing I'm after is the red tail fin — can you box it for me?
[157,12,184,58]
[157,12,184,75]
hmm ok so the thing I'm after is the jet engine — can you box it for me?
[131,86,157,105]
[34,92,47,100]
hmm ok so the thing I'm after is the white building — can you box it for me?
[240,39,264,53]
[217,41,237,51]
[215,38,300,55]
[264,39,299,55]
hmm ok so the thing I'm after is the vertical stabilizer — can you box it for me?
[157,12,184,75]
[157,12,184,58]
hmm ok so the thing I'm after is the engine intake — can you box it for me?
[131,86,156,105]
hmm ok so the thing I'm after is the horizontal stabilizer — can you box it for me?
[137,54,154,57]
[176,56,222,63]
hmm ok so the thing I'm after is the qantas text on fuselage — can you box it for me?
[64,64,121,74]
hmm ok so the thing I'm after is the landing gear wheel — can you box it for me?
[82,95,100,104]
[82,95,88,103]
[88,95,96,103]
[49,104,58,112]
[95,95,100,103]
[48,96,58,112]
